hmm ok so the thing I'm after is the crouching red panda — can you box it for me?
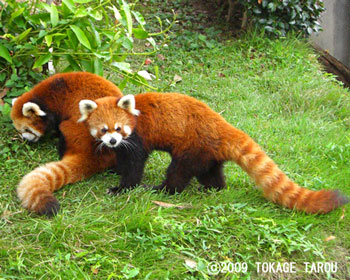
[11,72,123,216]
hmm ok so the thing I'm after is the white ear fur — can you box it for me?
[117,95,140,116]
[77,100,97,123]
[12,98,18,107]
[22,102,46,117]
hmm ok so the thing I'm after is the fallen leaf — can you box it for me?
[0,87,8,99]
[144,58,152,65]
[0,87,9,105]
[1,210,11,219]
[324,235,336,242]
[152,200,192,209]
[339,207,345,220]
[157,54,165,60]
[218,73,226,78]
[173,74,182,83]
[62,191,66,198]
[185,259,197,269]
[137,70,155,81]
[92,267,99,275]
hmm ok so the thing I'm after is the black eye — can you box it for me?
[116,127,121,132]
[101,128,107,134]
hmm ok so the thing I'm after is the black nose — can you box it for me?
[110,138,116,145]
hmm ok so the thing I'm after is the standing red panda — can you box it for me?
[11,72,123,216]
[78,93,349,214]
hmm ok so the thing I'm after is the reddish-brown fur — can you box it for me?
[11,72,123,216]
[85,93,349,214]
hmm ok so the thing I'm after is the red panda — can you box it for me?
[11,72,123,216]
[79,93,349,214]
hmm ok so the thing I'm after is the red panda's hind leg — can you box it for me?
[196,161,226,190]
[152,157,222,194]
[152,158,196,194]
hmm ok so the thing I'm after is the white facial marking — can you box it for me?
[22,132,38,142]
[124,125,132,136]
[101,132,123,148]
[115,123,120,130]
[90,128,97,137]
[20,127,42,142]
[103,124,108,130]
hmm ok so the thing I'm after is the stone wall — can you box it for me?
[311,0,350,68]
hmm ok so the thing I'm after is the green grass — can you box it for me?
[1,2,350,279]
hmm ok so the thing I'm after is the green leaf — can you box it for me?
[126,268,139,278]
[90,10,102,21]
[62,0,75,13]
[147,37,156,48]
[73,0,92,3]
[67,29,79,50]
[33,53,52,69]
[70,25,91,50]
[0,44,12,63]
[81,60,93,72]
[14,28,32,42]
[118,78,128,91]
[121,0,132,35]
[45,35,53,47]
[133,28,148,39]
[132,11,146,26]
[50,5,59,26]
[111,61,132,73]
[89,20,101,47]
[9,8,25,25]
[93,58,103,76]
[110,5,121,21]
[120,36,133,50]
[75,7,88,17]
[65,55,81,71]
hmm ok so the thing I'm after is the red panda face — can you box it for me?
[11,98,46,142]
[78,95,138,148]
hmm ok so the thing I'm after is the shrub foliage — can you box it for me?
[242,0,325,36]
[0,0,170,104]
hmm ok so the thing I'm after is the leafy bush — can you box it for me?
[213,0,324,37]
[242,0,325,36]
[0,0,171,105]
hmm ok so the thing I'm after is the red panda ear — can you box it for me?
[12,98,18,107]
[78,100,97,123]
[22,102,46,117]
[117,95,140,116]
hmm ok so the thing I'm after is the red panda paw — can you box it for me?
[107,186,123,196]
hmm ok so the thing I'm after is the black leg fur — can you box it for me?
[196,161,226,190]
[108,133,149,195]
[152,158,226,194]
[152,158,194,194]
[57,131,66,159]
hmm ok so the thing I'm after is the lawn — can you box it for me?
[1,1,350,279]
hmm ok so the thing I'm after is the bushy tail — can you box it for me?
[17,156,84,216]
[228,135,349,214]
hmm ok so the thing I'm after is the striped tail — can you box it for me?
[17,156,84,216]
[229,136,349,214]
